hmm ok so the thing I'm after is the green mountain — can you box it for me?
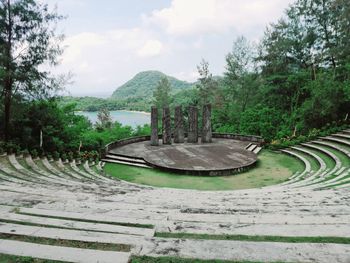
[111,70,193,100]
[59,71,196,112]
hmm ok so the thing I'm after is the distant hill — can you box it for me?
[111,70,193,100]
[59,71,201,112]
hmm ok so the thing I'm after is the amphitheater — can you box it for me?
[0,130,350,262]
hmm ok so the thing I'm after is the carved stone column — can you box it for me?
[162,107,172,145]
[174,106,185,143]
[150,106,159,146]
[202,104,212,143]
[188,106,198,143]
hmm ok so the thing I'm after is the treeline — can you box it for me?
[0,99,150,158]
[156,0,350,144]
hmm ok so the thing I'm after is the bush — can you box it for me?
[6,142,21,155]
[61,153,67,161]
[31,149,38,158]
[67,151,74,162]
[52,151,60,160]
[21,149,30,157]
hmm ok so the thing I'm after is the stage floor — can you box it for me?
[109,138,258,175]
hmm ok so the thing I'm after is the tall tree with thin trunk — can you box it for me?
[0,0,64,140]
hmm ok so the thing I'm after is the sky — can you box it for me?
[46,0,294,97]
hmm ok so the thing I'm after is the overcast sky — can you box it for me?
[47,0,294,97]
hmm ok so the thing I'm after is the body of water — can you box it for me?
[77,110,150,128]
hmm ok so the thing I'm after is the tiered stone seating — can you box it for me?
[0,130,349,263]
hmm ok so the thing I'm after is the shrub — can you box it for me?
[6,142,20,155]
[31,149,38,158]
[67,151,74,162]
[61,153,67,161]
[22,149,30,157]
[52,151,60,160]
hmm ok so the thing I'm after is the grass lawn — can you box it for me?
[0,254,66,263]
[130,256,283,263]
[155,232,350,244]
[104,150,303,190]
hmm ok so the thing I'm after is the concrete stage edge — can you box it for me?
[105,133,264,176]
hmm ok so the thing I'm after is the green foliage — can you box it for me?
[196,59,218,106]
[112,70,192,99]
[133,124,151,137]
[96,108,113,130]
[0,0,64,140]
[239,106,284,141]
[30,149,38,158]
[57,97,126,112]
[211,0,350,140]
[153,77,172,108]
[111,70,194,111]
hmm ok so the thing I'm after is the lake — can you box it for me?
[77,110,150,128]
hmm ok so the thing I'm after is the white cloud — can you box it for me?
[173,70,199,82]
[145,0,292,36]
[137,40,164,58]
[62,32,105,64]
[53,0,294,96]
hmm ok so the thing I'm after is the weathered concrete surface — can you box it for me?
[174,106,185,143]
[150,106,158,146]
[109,138,256,174]
[0,144,350,263]
[201,104,212,143]
[162,107,172,145]
[0,239,131,263]
[187,106,198,143]
[140,238,350,263]
[0,212,154,237]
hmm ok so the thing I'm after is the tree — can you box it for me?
[0,0,64,140]
[224,36,259,112]
[153,76,172,109]
[196,59,218,106]
[96,108,112,130]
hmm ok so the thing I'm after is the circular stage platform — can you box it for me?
[108,138,258,176]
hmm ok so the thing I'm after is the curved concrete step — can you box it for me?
[333,133,350,140]
[287,146,326,186]
[299,143,342,185]
[321,136,350,147]
[280,149,312,185]
[102,158,152,169]
[0,239,131,263]
[105,154,148,165]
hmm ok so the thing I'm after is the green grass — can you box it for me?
[304,148,335,170]
[291,151,319,171]
[0,233,130,252]
[104,150,303,191]
[155,232,350,244]
[16,157,32,170]
[130,256,287,263]
[318,145,350,168]
[0,254,67,263]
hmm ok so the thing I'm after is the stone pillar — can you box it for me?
[188,106,198,143]
[162,107,172,145]
[202,104,212,143]
[174,106,185,143]
[150,106,159,146]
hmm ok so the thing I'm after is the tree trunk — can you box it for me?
[4,0,13,141]
[4,79,12,141]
